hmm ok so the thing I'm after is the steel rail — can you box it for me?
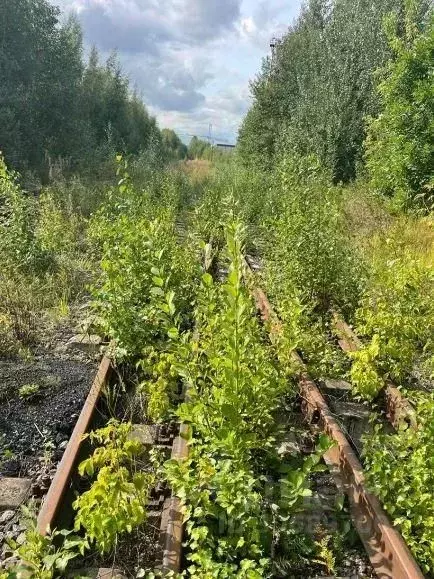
[248,281,424,579]
[331,311,417,428]
[161,254,211,574]
[37,355,112,535]
[161,423,189,574]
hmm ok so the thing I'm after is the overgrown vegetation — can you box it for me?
[363,392,434,574]
[1,0,433,576]
[73,420,155,553]
[164,220,333,576]
[0,0,198,183]
[238,0,433,210]
[350,217,433,399]
[89,161,200,358]
[0,155,93,355]
[365,8,434,210]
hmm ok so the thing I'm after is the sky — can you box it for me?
[51,0,304,144]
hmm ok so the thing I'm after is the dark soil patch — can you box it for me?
[0,353,97,476]
[71,519,163,578]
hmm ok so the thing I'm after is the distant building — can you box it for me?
[215,143,236,153]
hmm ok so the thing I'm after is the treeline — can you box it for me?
[161,133,219,161]
[0,0,189,183]
[238,0,433,210]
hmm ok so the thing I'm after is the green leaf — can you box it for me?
[202,272,213,287]
[150,286,164,296]
[167,327,179,340]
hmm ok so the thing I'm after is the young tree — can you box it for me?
[238,0,431,184]
[161,129,188,160]
[365,2,434,210]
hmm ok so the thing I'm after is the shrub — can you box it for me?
[260,155,362,378]
[164,221,332,575]
[91,161,202,357]
[363,391,434,573]
[0,155,51,273]
[264,155,363,313]
[365,5,434,211]
[351,216,433,398]
[74,420,155,554]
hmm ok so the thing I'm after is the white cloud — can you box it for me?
[50,0,303,141]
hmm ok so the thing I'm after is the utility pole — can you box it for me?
[270,37,279,65]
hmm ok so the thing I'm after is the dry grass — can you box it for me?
[180,159,214,182]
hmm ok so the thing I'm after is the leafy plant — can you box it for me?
[4,505,87,579]
[162,220,333,576]
[0,156,50,273]
[237,0,422,183]
[18,383,42,400]
[73,420,155,553]
[259,154,360,379]
[313,532,338,575]
[90,164,200,359]
[349,335,385,400]
[365,2,434,211]
[350,218,433,398]
[363,391,434,573]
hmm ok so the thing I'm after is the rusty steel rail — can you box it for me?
[36,349,188,572]
[248,281,424,578]
[331,312,416,429]
[37,355,112,535]
[161,423,189,574]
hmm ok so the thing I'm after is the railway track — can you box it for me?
[0,353,186,577]
[244,255,426,578]
[0,248,427,578]
[331,311,417,429]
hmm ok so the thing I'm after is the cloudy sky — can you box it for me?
[52,0,303,143]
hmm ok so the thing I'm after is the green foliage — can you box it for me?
[351,217,433,398]
[5,505,88,579]
[138,348,186,422]
[179,222,287,457]
[259,155,360,378]
[18,383,41,399]
[90,164,200,358]
[0,155,95,351]
[265,155,363,312]
[313,534,337,575]
[190,162,273,255]
[0,0,83,178]
[0,1,184,178]
[163,221,332,576]
[238,0,425,182]
[365,3,434,210]
[363,392,434,573]
[349,336,385,400]
[161,129,188,161]
[73,420,155,554]
[0,156,50,272]
[188,136,213,160]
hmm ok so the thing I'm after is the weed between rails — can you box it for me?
[163,220,335,577]
[2,147,432,576]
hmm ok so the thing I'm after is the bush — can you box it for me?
[257,155,362,378]
[90,165,200,358]
[0,155,96,351]
[0,155,51,273]
[363,391,434,573]
[164,221,332,575]
[365,6,434,211]
[350,216,434,398]
[264,155,363,313]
